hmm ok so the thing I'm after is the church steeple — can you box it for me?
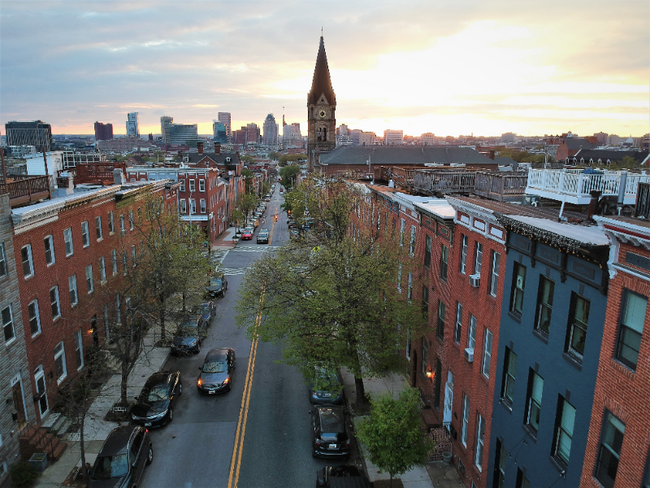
[308,36,336,107]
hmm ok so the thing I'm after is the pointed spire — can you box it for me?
[308,35,336,106]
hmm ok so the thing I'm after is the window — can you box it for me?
[95,216,103,240]
[190,199,197,214]
[440,244,449,281]
[460,394,470,446]
[2,306,15,343]
[99,257,106,283]
[200,199,206,213]
[21,244,34,277]
[494,440,507,488]
[199,179,205,192]
[474,242,483,276]
[103,305,110,343]
[122,252,128,274]
[524,370,544,435]
[481,329,493,378]
[422,285,429,319]
[86,264,94,293]
[436,300,445,340]
[0,242,6,276]
[566,293,590,360]
[616,289,647,370]
[399,219,405,247]
[179,179,186,192]
[108,211,114,234]
[475,414,485,469]
[595,411,625,487]
[54,341,67,383]
[129,210,134,230]
[407,273,413,300]
[69,275,78,306]
[397,265,402,292]
[74,329,84,369]
[454,302,462,344]
[409,225,416,256]
[81,221,90,247]
[489,251,500,297]
[501,348,517,406]
[468,315,477,349]
[515,469,530,488]
[189,179,195,192]
[50,286,60,319]
[180,199,187,214]
[424,235,432,268]
[138,207,142,224]
[421,339,428,376]
[116,294,121,324]
[460,235,468,274]
[120,215,126,235]
[111,250,118,276]
[552,397,576,467]
[28,300,41,336]
[131,245,137,266]
[44,235,55,265]
[64,227,74,256]
[510,262,526,316]
[535,276,555,335]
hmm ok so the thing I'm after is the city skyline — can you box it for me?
[1,1,648,139]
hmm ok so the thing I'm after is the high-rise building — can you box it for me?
[307,35,337,171]
[383,130,403,145]
[126,112,139,137]
[213,121,228,144]
[94,122,114,141]
[168,124,198,146]
[5,120,53,151]
[218,112,231,140]
[421,132,436,145]
[246,123,260,145]
[160,116,173,143]
[283,123,303,147]
[262,114,279,146]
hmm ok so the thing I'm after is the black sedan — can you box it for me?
[205,273,228,298]
[131,371,182,428]
[316,465,373,488]
[197,348,236,395]
[171,318,206,355]
[90,425,152,488]
[310,406,351,458]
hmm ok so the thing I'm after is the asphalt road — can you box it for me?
[139,186,337,488]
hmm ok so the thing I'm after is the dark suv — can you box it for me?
[316,465,373,488]
[89,425,152,488]
[310,406,351,458]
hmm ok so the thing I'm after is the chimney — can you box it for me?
[114,168,125,186]
[197,141,204,154]
[587,190,602,220]
[214,142,221,155]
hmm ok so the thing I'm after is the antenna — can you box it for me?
[321,27,323,37]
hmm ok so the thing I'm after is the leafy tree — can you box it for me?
[237,192,258,226]
[279,164,301,189]
[268,151,280,161]
[241,154,256,164]
[241,168,255,193]
[356,388,435,487]
[235,180,426,404]
[279,153,307,167]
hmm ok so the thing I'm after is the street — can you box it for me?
[139,187,336,488]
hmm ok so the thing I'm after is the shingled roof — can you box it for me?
[308,36,336,106]
[572,149,650,165]
[563,137,596,151]
[319,145,497,166]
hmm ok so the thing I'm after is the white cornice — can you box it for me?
[446,196,499,226]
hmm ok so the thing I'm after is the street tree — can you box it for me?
[241,168,255,193]
[279,164,301,189]
[237,192,258,226]
[278,153,307,166]
[356,388,435,487]
[235,180,426,404]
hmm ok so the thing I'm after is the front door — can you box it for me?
[11,380,27,427]
[34,366,49,419]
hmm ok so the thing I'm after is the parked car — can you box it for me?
[310,406,351,458]
[89,425,152,488]
[171,317,206,355]
[241,228,253,240]
[131,371,182,428]
[197,347,236,395]
[257,229,269,244]
[196,302,216,324]
[205,272,228,298]
[316,465,373,488]
[309,366,344,405]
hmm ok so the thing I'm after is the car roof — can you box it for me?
[204,347,231,362]
[99,425,138,457]
[144,371,170,388]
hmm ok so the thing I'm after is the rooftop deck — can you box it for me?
[2,175,51,208]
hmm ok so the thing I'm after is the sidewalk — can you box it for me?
[341,369,435,488]
[34,329,171,488]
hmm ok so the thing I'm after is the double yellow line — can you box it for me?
[227,290,264,488]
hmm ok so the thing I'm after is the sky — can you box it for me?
[1,0,649,139]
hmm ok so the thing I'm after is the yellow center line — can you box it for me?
[228,290,264,488]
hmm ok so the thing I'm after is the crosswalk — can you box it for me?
[221,267,249,276]
[230,246,279,253]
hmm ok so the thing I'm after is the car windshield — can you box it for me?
[211,277,223,287]
[144,384,168,402]
[203,361,227,373]
[178,325,197,337]
[198,305,210,314]
[92,453,129,480]
[319,409,344,433]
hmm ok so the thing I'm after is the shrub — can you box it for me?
[10,461,40,487]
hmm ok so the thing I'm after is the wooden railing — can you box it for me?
[474,172,529,201]
[8,176,51,207]
[413,170,476,195]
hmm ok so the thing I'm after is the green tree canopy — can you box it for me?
[241,168,255,193]
[241,154,256,164]
[237,192,258,226]
[279,164,301,189]
[279,153,307,166]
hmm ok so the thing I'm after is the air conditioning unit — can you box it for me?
[464,348,474,362]
[469,273,480,288]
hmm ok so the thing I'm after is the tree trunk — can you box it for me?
[354,375,368,406]
[120,350,129,405]
[159,296,166,341]
[389,474,393,488]
[79,411,87,480]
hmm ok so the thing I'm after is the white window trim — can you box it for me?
[2,305,16,345]
[21,244,34,278]
[54,341,67,384]
[81,221,90,248]
[75,329,84,370]
[44,235,55,266]
[475,414,485,470]
[489,251,500,297]
[86,264,94,294]
[99,257,107,283]
[64,228,74,256]
[50,286,61,320]
[481,329,493,378]
[108,211,114,234]
[0,242,6,277]
[95,216,103,241]
[69,274,78,306]
[28,299,41,337]
[461,394,469,447]
[199,179,206,192]
[468,315,477,349]
[111,250,118,276]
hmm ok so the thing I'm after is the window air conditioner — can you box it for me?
[469,273,480,288]
[464,348,474,362]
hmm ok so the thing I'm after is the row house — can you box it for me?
[9,179,176,425]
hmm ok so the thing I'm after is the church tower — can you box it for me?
[307,35,336,172]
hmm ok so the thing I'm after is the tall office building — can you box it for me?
[168,124,198,146]
[218,112,231,140]
[126,112,139,137]
[94,122,114,141]
[5,120,53,151]
[262,114,279,146]
[246,123,260,144]
[160,116,173,143]
[383,129,403,145]
[213,121,228,144]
